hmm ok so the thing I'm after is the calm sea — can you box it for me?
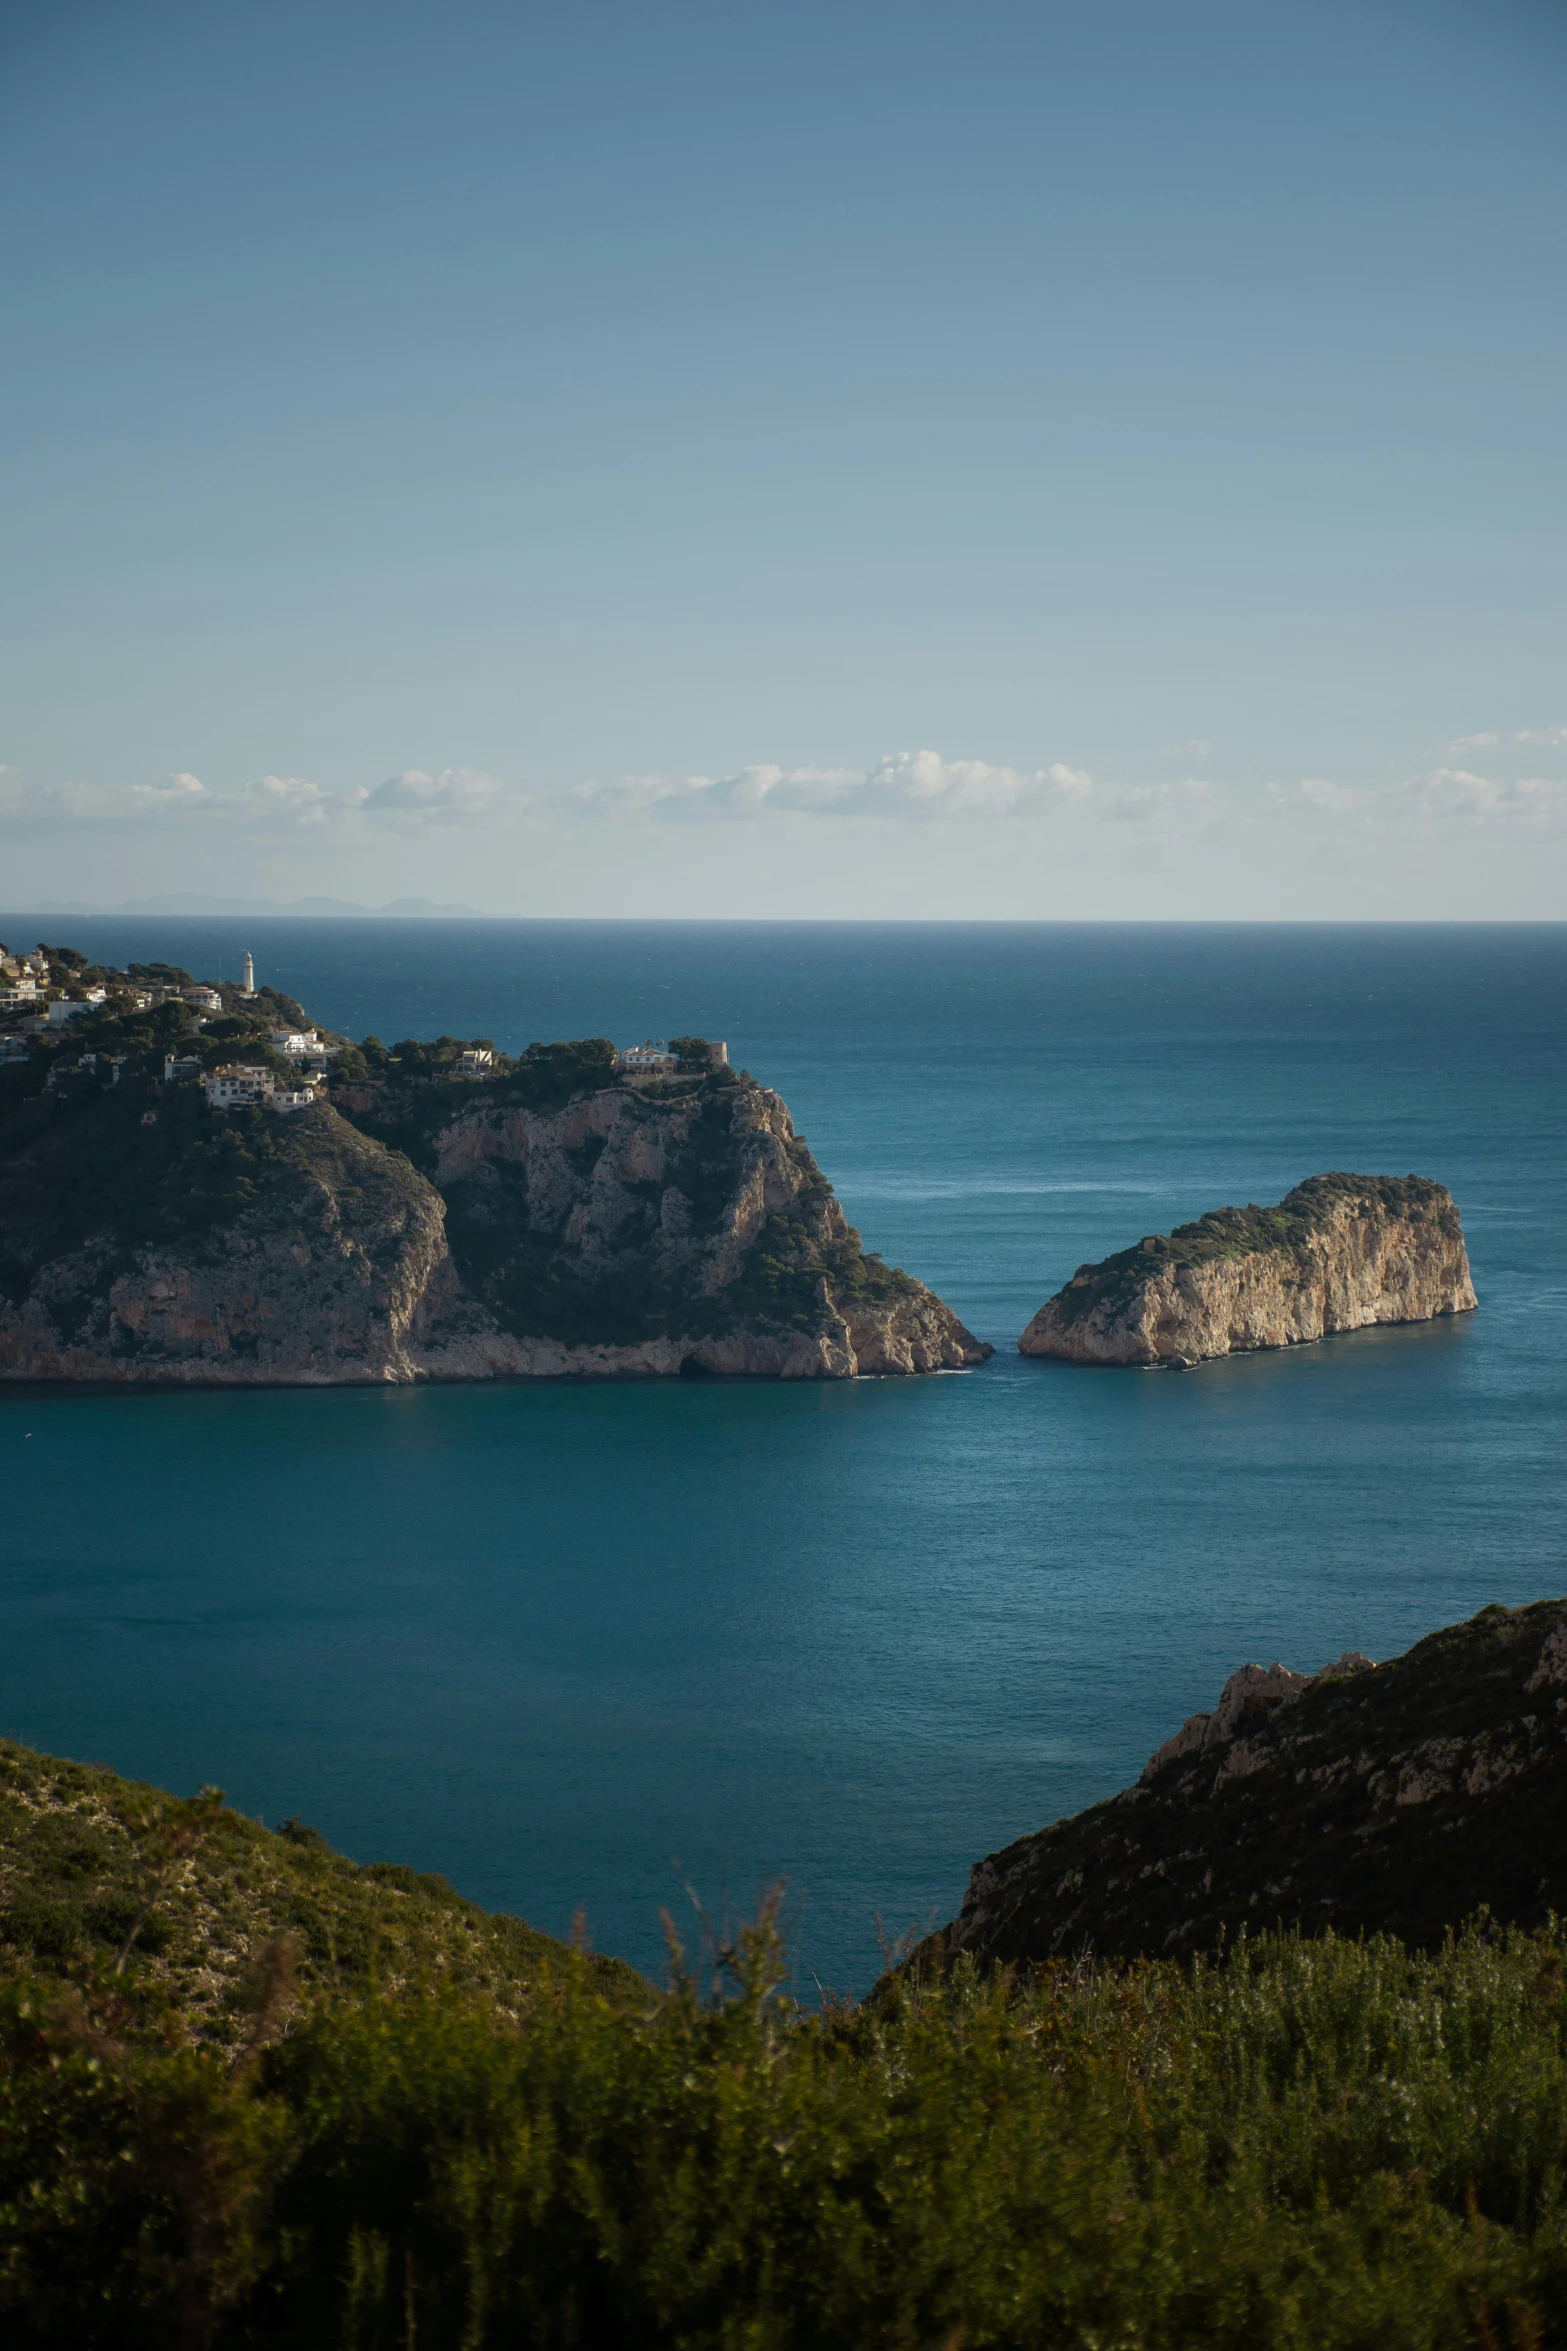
[1,921,1564,1989]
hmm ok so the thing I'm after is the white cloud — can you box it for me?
[1267,777,1364,812]
[561,750,1093,822]
[1259,763,1567,832]
[4,733,1556,852]
[0,763,518,835]
[0,768,215,825]
[1104,778,1216,824]
[1443,726,1567,754]
[230,774,343,826]
[1400,767,1567,826]
[360,768,511,827]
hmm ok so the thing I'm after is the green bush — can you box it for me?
[3,1915,1567,2347]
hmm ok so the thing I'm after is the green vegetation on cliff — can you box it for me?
[5,1770,1567,2347]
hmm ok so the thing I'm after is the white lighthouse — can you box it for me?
[241,952,255,997]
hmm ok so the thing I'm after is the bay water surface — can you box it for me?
[1,921,1563,1988]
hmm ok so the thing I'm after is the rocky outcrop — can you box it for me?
[0,1067,988,1385]
[0,1106,454,1384]
[390,1074,988,1379]
[930,1599,1567,1971]
[1017,1173,1476,1366]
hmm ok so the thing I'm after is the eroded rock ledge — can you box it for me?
[1017,1172,1476,1367]
[930,1598,1567,1971]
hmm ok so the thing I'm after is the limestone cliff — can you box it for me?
[352,1065,988,1378]
[0,1101,452,1384]
[0,1056,988,1384]
[1017,1172,1476,1367]
[930,1597,1567,1971]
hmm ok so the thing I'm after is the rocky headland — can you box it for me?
[1017,1172,1476,1367]
[931,1596,1567,1971]
[0,953,988,1384]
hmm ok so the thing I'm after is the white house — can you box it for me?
[614,1040,679,1077]
[614,1038,729,1080]
[183,985,223,1012]
[459,1048,494,1072]
[270,1028,337,1064]
[204,1063,319,1113]
[204,1064,271,1108]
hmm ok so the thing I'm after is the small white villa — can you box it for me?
[204,1063,319,1114]
[613,1039,728,1081]
[46,994,105,1026]
[270,1027,337,1064]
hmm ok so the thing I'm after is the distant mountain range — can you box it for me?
[4,894,486,918]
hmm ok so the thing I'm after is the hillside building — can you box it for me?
[204,1063,319,1114]
[614,1038,729,1081]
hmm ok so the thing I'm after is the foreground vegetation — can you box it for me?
[0,1741,636,2039]
[6,1738,1567,2346]
[6,1878,1567,2344]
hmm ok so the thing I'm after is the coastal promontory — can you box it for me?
[1017,1172,1476,1367]
[930,1595,1567,1971]
[0,947,988,1383]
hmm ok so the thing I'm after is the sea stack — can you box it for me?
[1017,1173,1476,1367]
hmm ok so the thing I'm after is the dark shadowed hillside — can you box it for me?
[936,1597,1567,1971]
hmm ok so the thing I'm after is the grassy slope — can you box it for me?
[0,1737,640,2041]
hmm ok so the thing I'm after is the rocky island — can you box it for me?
[931,1595,1567,1971]
[1017,1171,1476,1366]
[0,943,988,1383]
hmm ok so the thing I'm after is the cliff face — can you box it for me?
[0,1103,452,1384]
[380,1073,989,1379]
[0,1065,988,1384]
[1017,1173,1476,1367]
[935,1598,1567,1972]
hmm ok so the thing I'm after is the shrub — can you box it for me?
[4,1918,1567,2346]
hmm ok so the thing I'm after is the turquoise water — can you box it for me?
[2,921,1564,1987]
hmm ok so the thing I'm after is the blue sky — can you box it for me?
[2,0,1564,916]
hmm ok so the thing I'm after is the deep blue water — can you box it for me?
[1,921,1564,1989]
